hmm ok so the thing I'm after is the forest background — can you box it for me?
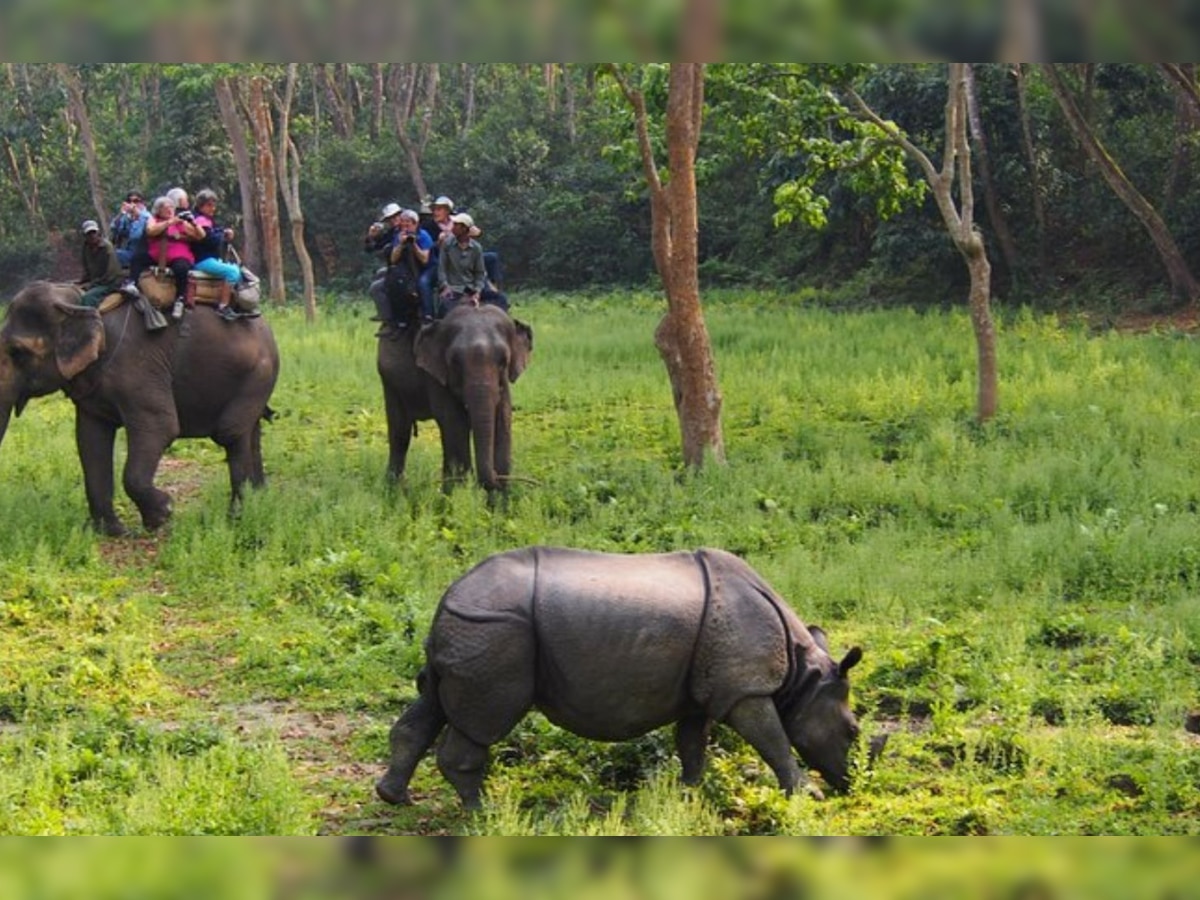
[4,62,1200,321]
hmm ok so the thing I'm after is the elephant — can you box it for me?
[377,303,532,491]
[376,546,864,810]
[0,280,279,535]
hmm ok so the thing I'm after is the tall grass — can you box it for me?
[0,291,1197,834]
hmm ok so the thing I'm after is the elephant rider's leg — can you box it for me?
[417,268,437,322]
[369,270,390,321]
[80,284,113,308]
[122,416,180,531]
[377,690,447,805]
[436,726,490,810]
[75,412,125,536]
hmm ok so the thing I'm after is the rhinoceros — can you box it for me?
[376,546,863,809]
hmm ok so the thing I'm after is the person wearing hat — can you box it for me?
[437,212,492,315]
[366,202,404,324]
[77,219,125,308]
[109,190,150,269]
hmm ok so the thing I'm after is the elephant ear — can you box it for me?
[508,319,533,382]
[52,300,104,381]
[414,325,450,386]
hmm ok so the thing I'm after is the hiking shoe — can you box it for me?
[119,281,141,299]
[171,299,184,320]
[217,306,239,322]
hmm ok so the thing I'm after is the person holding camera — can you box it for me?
[145,195,204,320]
[376,209,433,335]
[366,202,404,328]
[109,190,150,270]
[192,189,245,322]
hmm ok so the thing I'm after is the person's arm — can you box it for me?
[467,245,487,294]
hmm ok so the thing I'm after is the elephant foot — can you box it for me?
[94,517,130,538]
[375,776,413,806]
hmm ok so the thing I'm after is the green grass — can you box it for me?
[1,290,1198,834]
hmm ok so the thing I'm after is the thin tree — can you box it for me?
[847,64,999,422]
[56,65,107,234]
[388,63,439,202]
[608,63,725,468]
[274,64,317,322]
[214,74,262,273]
[246,74,286,304]
[1042,64,1200,305]
[964,65,1019,291]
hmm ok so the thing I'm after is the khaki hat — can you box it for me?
[381,202,402,219]
[450,212,474,229]
[433,195,455,210]
[81,220,100,234]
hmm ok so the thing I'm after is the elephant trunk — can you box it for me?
[465,380,500,490]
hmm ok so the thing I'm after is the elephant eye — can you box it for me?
[6,343,30,364]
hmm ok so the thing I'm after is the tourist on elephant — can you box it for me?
[366,202,403,323]
[144,195,203,320]
[191,189,243,322]
[438,213,490,314]
[108,190,150,270]
[380,208,432,332]
[77,219,124,308]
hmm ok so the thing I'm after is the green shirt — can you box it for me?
[438,238,486,295]
[81,238,123,289]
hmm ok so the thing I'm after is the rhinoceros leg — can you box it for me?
[675,714,712,785]
[376,692,447,805]
[437,726,490,810]
[724,696,815,797]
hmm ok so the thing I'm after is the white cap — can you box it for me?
[381,202,402,219]
[450,212,474,229]
[81,219,100,234]
[433,195,455,210]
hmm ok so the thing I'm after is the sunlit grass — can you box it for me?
[0,292,1198,833]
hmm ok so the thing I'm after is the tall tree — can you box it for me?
[388,63,440,203]
[275,64,317,322]
[214,74,262,273]
[847,64,999,422]
[964,65,1019,291]
[1042,63,1200,305]
[56,65,107,233]
[608,63,725,468]
[246,74,286,304]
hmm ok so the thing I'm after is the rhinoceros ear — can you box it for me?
[838,646,863,678]
[808,625,830,653]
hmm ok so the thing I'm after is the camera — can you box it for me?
[178,211,194,222]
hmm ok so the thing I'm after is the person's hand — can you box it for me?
[368,222,383,236]
[440,287,453,300]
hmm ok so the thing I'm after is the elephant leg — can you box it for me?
[76,413,125,536]
[248,419,266,488]
[676,714,712,786]
[383,389,414,482]
[376,691,447,806]
[437,404,472,491]
[222,431,256,512]
[724,696,813,797]
[123,426,176,531]
[437,726,490,810]
[493,399,513,483]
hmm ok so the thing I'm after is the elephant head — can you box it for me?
[0,281,104,447]
[414,305,533,490]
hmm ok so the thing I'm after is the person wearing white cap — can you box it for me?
[77,219,125,308]
[437,212,491,314]
[366,202,404,326]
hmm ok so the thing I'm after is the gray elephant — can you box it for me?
[377,546,863,810]
[377,303,532,491]
[0,280,279,535]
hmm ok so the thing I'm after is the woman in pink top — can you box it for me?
[144,194,204,318]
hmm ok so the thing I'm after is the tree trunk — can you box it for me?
[56,65,107,233]
[214,76,262,274]
[370,63,385,141]
[563,65,577,143]
[964,65,1019,292]
[1014,64,1047,276]
[609,63,725,468]
[248,75,286,304]
[276,64,317,323]
[389,63,437,202]
[1042,64,1200,305]
[848,63,999,423]
[315,63,353,139]
[461,64,476,136]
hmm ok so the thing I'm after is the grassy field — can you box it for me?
[0,290,1198,835]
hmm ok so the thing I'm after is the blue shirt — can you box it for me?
[390,228,433,272]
